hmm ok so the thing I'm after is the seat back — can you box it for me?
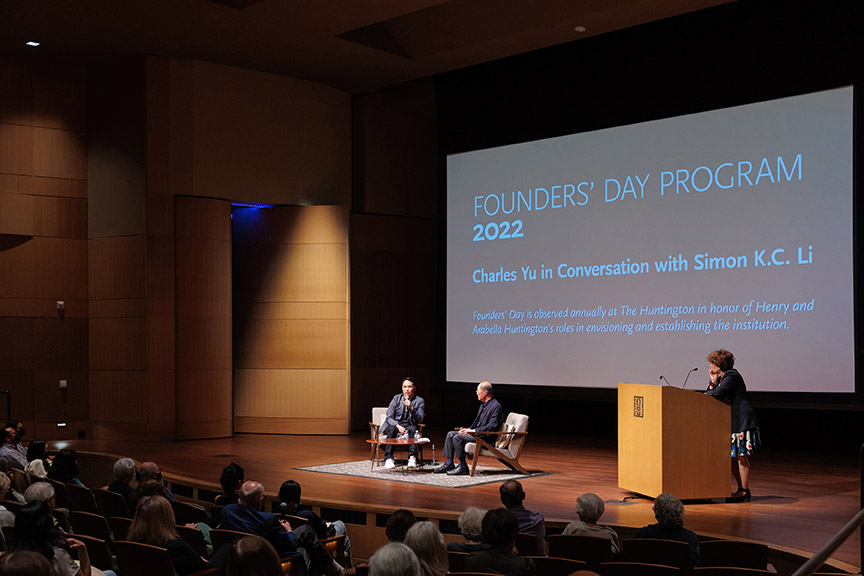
[70,510,112,540]
[43,477,72,510]
[109,516,133,541]
[177,523,209,557]
[448,551,468,573]
[514,532,539,556]
[65,482,99,514]
[621,539,689,575]
[74,534,117,572]
[695,568,774,576]
[600,561,680,576]
[93,487,130,519]
[699,540,768,569]
[209,504,224,528]
[371,407,387,438]
[547,533,613,567]
[284,514,310,528]
[113,541,175,576]
[211,528,252,551]
[171,499,209,525]
[526,556,587,576]
[9,467,30,493]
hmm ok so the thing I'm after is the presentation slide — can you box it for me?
[446,87,854,393]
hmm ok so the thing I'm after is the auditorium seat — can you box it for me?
[526,555,587,576]
[113,540,175,576]
[70,510,112,540]
[695,568,773,576]
[621,538,689,575]
[699,540,767,569]
[599,561,680,576]
[93,487,130,519]
[547,533,613,568]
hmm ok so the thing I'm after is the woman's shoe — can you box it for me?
[725,488,751,503]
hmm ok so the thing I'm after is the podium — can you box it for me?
[618,383,730,500]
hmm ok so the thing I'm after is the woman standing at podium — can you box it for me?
[705,349,760,503]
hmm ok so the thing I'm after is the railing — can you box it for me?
[790,443,864,576]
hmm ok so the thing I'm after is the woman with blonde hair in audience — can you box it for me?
[127,494,211,575]
[404,521,448,576]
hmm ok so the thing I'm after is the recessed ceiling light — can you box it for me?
[26,41,41,47]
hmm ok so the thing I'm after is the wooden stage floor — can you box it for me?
[64,429,861,570]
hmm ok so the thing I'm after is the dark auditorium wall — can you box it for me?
[0,57,89,440]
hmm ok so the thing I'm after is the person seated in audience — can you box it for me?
[12,500,117,576]
[24,481,71,532]
[562,492,620,554]
[0,426,28,469]
[137,461,175,500]
[216,461,245,505]
[404,521,448,576]
[278,479,352,564]
[0,550,57,576]
[47,449,84,486]
[447,506,491,553]
[499,480,545,555]
[465,508,536,576]
[25,440,51,479]
[384,508,416,542]
[127,494,218,575]
[369,542,421,576]
[226,534,283,576]
[634,492,699,568]
[0,472,15,534]
[0,458,25,504]
[105,457,136,501]
[220,480,344,576]
[128,478,170,515]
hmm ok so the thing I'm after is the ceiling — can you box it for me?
[0,0,732,94]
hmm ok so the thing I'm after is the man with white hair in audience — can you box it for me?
[105,457,136,500]
[634,492,699,568]
[563,493,620,554]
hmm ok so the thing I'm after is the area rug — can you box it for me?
[296,460,549,488]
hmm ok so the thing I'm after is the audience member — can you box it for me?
[47,449,84,486]
[0,426,27,469]
[447,506,491,553]
[12,500,99,576]
[216,462,245,505]
[404,521,448,576]
[384,509,417,542]
[0,472,15,533]
[226,534,283,576]
[279,479,352,563]
[634,493,699,568]
[137,461,175,500]
[562,493,620,554]
[465,508,536,576]
[127,494,214,575]
[499,480,545,554]
[26,439,50,468]
[0,550,57,576]
[24,482,56,507]
[128,478,169,513]
[106,457,136,500]
[369,542,421,576]
[220,480,344,575]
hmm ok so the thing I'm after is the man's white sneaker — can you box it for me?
[407,456,418,468]
[384,458,395,469]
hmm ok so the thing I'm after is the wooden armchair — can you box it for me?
[369,407,426,466]
[465,412,529,476]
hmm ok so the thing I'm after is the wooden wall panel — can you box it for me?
[175,196,232,439]
[32,127,87,180]
[233,205,350,434]
[234,319,346,369]
[89,370,148,423]
[89,317,147,370]
[233,369,347,418]
[0,124,33,174]
[88,236,146,300]
[0,60,89,441]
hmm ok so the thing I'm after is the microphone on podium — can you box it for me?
[659,375,672,386]
[682,367,698,389]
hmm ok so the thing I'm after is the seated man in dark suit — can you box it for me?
[220,480,344,576]
[434,381,502,476]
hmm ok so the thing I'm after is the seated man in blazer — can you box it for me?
[381,377,426,469]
